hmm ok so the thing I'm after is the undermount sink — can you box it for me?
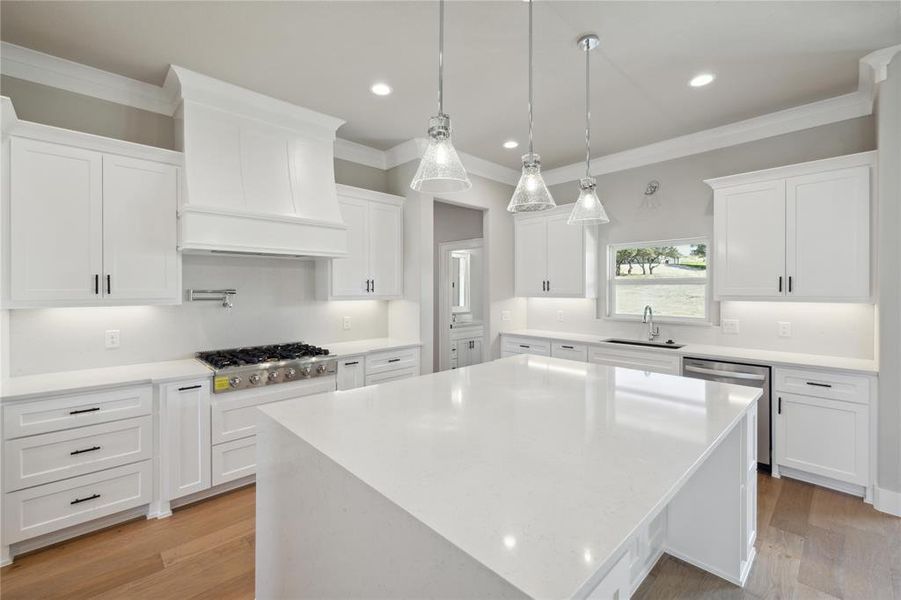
[603,338,685,350]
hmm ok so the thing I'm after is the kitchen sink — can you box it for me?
[603,338,685,350]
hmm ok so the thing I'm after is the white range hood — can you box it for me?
[164,66,347,257]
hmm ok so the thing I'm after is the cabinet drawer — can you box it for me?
[774,367,870,404]
[365,367,419,386]
[212,437,256,486]
[3,461,151,544]
[589,345,680,375]
[501,336,550,357]
[4,416,152,491]
[551,342,588,362]
[585,550,631,600]
[3,386,152,439]
[365,347,420,376]
[211,378,335,444]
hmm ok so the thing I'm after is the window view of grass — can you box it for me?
[611,242,708,320]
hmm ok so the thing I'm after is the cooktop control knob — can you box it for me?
[228,376,241,388]
[284,368,296,380]
[248,373,261,385]
[300,366,312,377]
[268,371,279,382]
[316,364,327,374]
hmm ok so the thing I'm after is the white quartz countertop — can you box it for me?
[317,338,421,357]
[0,359,212,402]
[259,355,760,599]
[504,329,878,374]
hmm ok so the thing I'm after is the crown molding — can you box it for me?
[383,137,519,185]
[334,138,388,170]
[0,42,178,115]
[1,96,18,140]
[860,44,901,86]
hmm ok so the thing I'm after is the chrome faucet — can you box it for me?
[642,305,660,341]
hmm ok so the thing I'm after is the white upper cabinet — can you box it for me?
[318,185,403,300]
[708,152,874,302]
[4,130,182,308]
[514,205,597,298]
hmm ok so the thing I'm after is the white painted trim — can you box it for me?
[0,42,177,115]
[334,138,387,170]
[1,96,17,140]
[543,91,873,186]
[384,137,519,185]
[861,45,901,86]
[703,150,876,189]
[438,238,485,372]
[384,138,425,169]
[874,486,901,517]
[336,183,404,206]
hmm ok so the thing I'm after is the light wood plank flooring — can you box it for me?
[1,475,898,599]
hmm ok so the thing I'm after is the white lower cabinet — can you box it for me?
[589,345,681,375]
[551,341,588,362]
[161,380,211,501]
[337,355,366,391]
[451,328,484,369]
[212,437,257,486]
[500,335,550,358]
[365,347,420,385]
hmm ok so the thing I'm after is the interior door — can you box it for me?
[331,197,369,297]
[545,212,584,296]
[9,138,103,304]
[514,217,548,296]
[786,166,870,299]
[714,180,786,298]
[367,201,402,297]
[102,155,179,302]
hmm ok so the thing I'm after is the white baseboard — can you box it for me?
[874,486,901,517]
[777,466,867,500]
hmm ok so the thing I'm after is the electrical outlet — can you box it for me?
[501,310,511,322]
[343,316,352,330]
[556,310,564,322]
[105,329,120,349]
[778,321,792,338]
[722,319,740,334]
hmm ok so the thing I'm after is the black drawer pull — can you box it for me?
[344,361,359,366]
[69,407,100,415]
[806,381,832,388]
[106,274,111,295]
[70,445,101,456]
[561,345,574,350]
[178,384,202,392]
[94,274,100,295]
[388,358,401,363]
[778,397,782,414]
[71,493,101,505]
[519,345,530,349]
[788,276,793,293]
[778,276,783,292]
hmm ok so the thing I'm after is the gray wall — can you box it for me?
[877,55,901,496]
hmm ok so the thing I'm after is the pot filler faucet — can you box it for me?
[642,305,660,341]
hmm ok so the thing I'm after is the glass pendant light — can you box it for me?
[507,0,555,213]
[411,0,471,194]
[567,34,609,225]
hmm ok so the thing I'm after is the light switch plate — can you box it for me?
[501,310,511,322]
[343,316,351,330]
[556,310,564,322]
[722,319,740,334]
[105,329,120,349]
[778,321,792,338]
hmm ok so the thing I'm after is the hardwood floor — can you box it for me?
[1,475,898,599]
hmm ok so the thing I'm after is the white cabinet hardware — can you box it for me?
[514,205,598,298]
[319,185,403,300]
[708,152,873,302]
[5,137,181,308]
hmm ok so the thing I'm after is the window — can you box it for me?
[607,238,709,323]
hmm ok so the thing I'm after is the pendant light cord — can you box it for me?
[438,0,444,116]
[528,0,534,155]
[584,41,591,179]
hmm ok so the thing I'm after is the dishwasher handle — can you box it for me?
[683,365,766,381]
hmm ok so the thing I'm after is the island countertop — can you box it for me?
[258,355,761,598]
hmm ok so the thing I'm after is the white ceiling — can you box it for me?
[1,1,899,169]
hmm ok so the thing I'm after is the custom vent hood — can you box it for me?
[164,66,347,257]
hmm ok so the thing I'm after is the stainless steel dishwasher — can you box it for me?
[682,357,772,468]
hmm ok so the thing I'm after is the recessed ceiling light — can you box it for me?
[689,73,715,88]
[370,83,392,96]
[503,140,519,149]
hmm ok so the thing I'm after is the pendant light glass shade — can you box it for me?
[567,176,609,224]
[508,0,556,213]
[411,114,471,193]
[507,152,555,212]
[568,34,609,225]
[411,0,471,194]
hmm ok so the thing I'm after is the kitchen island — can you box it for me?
[255,355,761,599]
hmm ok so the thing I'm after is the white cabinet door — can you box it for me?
[102,155,179,302]
[714,180,786,298]
[163,381,211,500]
[457,338,481,368]
[774,393,868,486]
[469,339,483,366]
[514,218,548,296]
[545,212,584,296]
[368,201,402,298]
[786,166,870,299]
[331,197,369,297]
[337,356,366,391]
[9,138,103,304]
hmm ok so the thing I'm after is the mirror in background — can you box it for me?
[448,247,482,325]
